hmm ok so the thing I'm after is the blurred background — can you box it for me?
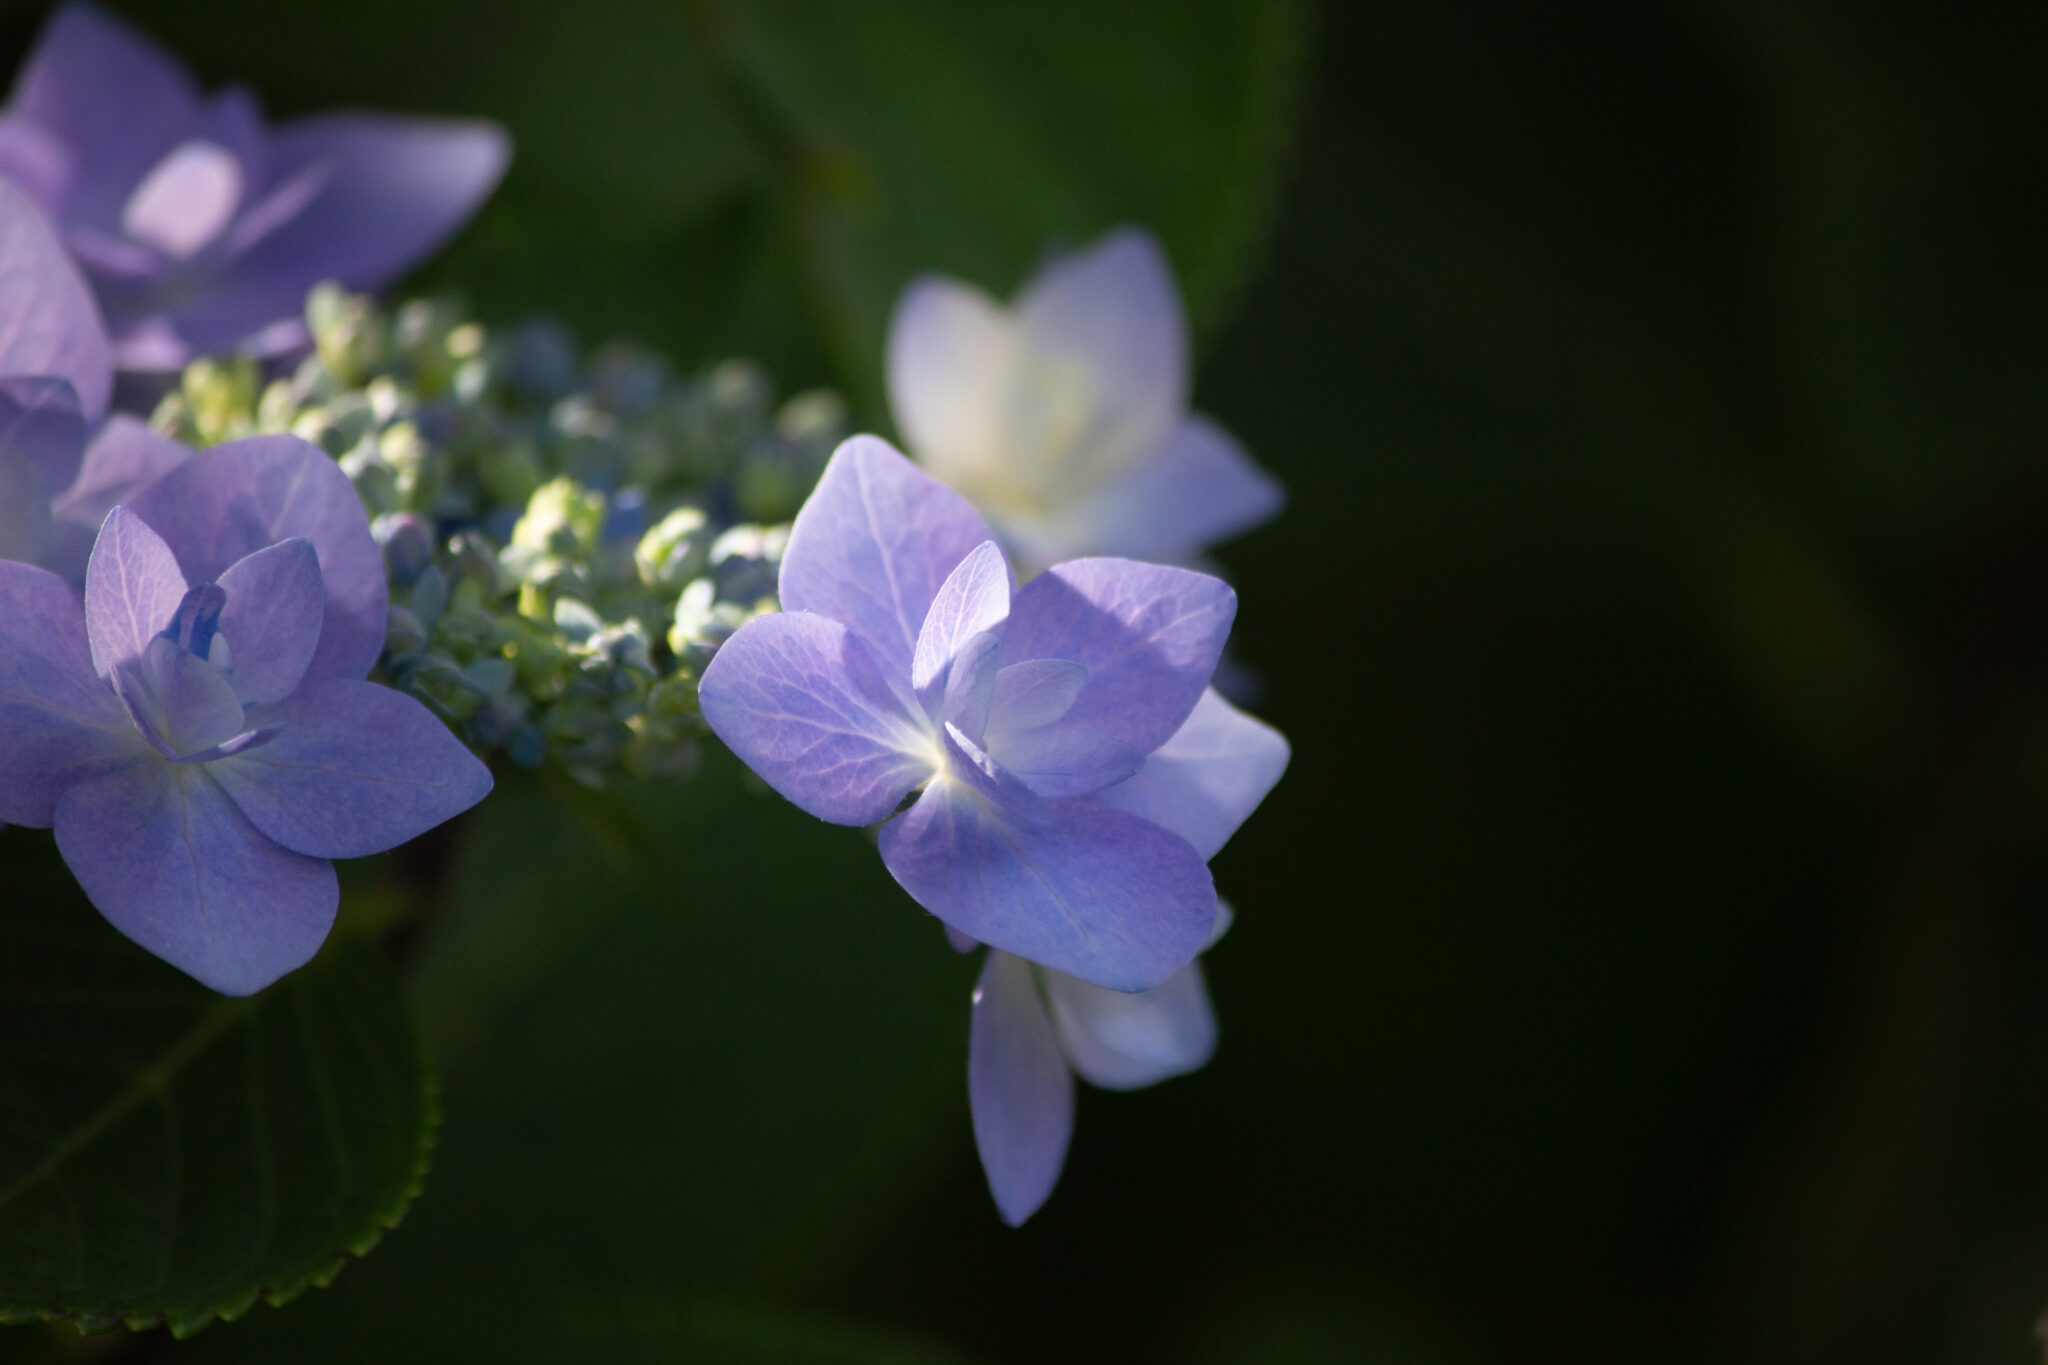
[4,0,2048,1361]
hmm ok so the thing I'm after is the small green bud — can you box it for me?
[181,356,260,444]
[634,505,711,590]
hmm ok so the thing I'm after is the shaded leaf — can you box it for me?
[0,832,434,1337]
[169,757,974,1363]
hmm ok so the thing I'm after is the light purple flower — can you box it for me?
[887,226,1284,570]
[701,435,1251,991]
[0,176,189,577]
[969,687,1288,1225]
[0,434,490,994]
[0,3,509,372]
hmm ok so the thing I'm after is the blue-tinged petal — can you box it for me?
[214,537,322,705]
[981,715,1142,800]
[161,114,509,357]
[938,629,1002,746]
[50,414,190,535]
[53,761,336,996]
[911,539,1011,709]
[986,659,1086,732]
[84,504,185,680]
[1002,557,1234,757]
[113,635,243,758]
[969,950,1074,1227]
[0,377,85,491]
[9,3,201,229]
[1091,688,1290,859]
[699,610,938,827]
[1014,227,1186,476]
[0,116,72,208]
[0,180,110,421]
[878,746,1216,991]
[886,276,1018,489]
[0,446,57,566]
[1009,413,1285,566]
[0,558,147,825]
[208,678,491,859]
[127,434,385,683]
[1046,960,1218,1092]
[778,436,994,680]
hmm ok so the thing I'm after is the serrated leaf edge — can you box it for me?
[0,964,443,1341]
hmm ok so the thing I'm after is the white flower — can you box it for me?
[887,227,1283,570]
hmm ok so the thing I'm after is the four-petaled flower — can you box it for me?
[0,2,509,372]
[1,178,190,578]
[702,435,1254,992]
[887,226,1283,571]
[0,434,491,993]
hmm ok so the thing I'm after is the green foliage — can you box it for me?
[0,834,436,1338]
[114,0,1308,407]
[167,761,979,1362]
[0,2,1312,1357]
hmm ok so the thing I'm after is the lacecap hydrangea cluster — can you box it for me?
[152,285,848,786]
[0,1,1291,1226]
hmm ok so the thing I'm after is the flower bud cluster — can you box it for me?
[150,286,847,784]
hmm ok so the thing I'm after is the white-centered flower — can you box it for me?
[887,226,1283,571]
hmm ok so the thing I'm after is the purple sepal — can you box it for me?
[214,537,322,705]
[1002,558,1234,755]
[83,503,186,680]
[968,950,1074,1227]
[54,762,338,997]
[777,435,995,680]
[1091,688,1291,859]
[910,539,1011,711]
[0,177,110,419]
[51,415,190,535]
[0,558,144,825]
[163,113,508,358]
[879,734,1217,991]
[0,376,86,491]
[210,678,493,859]
[698,610,935,827]
[127,435,385,682]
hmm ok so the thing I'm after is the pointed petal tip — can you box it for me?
[969,952,1074,1228]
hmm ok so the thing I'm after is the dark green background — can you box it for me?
[5,1,2048,1361]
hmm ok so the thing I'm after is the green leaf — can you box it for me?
[0,833,436,1338]
[164,758,976,1363]
[703,0,1311,402]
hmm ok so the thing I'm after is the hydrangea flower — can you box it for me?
[0,177,188,577]
[700,435,1251,992]
[0,2,509,372]
[886,226,1283,570]
[0,433,491,993]
[968,690,1288,1224]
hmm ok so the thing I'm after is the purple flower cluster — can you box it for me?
[0,435,492,994]
[0,3,507,372]
[701,437,1286,1221]
[4,147,491,994]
